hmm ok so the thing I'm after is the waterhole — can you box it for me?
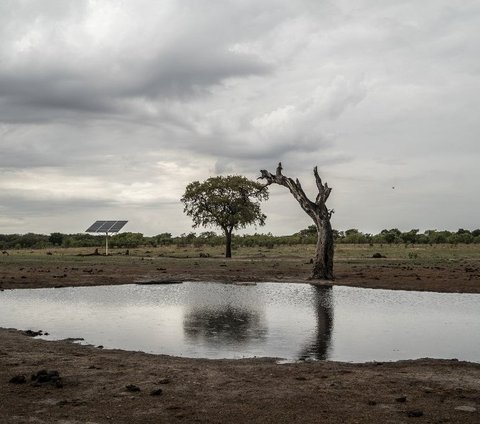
[1,283,479,362]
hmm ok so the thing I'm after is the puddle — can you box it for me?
[1,283,479,362]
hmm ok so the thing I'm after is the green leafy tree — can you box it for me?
[110,232,144,248]
[181,175,269,258]
[154,233,173,246]
[49,232,64,246]
[381,228,401,244]
[400,229,419,245]
[19,233,49,248]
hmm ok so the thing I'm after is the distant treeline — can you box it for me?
[1,227,480,250]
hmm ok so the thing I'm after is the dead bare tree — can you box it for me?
[259,163,334,280]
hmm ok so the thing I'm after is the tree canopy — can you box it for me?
[0,227,479,251]
[181,175,269,257]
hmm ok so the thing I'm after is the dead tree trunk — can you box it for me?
[259,163,334,280]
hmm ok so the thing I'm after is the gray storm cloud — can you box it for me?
[0,0,479,235]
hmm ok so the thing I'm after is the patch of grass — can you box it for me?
[2,243,480,267]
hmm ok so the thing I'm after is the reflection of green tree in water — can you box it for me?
[299,286,334,360]
[184,306,267,344]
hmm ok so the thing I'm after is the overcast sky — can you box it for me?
[1,0,479,236]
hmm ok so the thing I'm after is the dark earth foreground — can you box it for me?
[1,328,479,424]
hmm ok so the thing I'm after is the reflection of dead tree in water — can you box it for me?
[183,306,267,344]
[299,286,334,360]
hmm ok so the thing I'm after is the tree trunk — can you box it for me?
[259,163,334,280]
[312,218,334,280]
[224,228,233,258]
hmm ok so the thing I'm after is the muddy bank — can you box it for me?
[1,255,480,293]
[1,328,479,423]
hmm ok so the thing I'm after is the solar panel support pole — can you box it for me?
[85,221,127,255]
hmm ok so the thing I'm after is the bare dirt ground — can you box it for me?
[0,246,480,293]
[1,246,479,422]
[1,328,479,424]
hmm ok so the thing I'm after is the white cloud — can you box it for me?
[0,0,479,235]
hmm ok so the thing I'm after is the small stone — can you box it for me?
[158,378,170,384]
[406,410,423,417]
[31,369,47,381]
[30,369,61,385]
[24,330,43,337]
[395,395,407,403]
[126,384,141,392]
[367,400,377,406]
[455,406,477,412]
[37,374,51,383]
[97,345,104,349]
[150,388,163,396]
[9,375,26,384]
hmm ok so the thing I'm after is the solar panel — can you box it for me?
[85,220,128,233]
[97,221,117,232]
[86,221,107,232]
[109,220,128,232]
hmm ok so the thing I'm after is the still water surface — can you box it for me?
[0,283,479,362]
